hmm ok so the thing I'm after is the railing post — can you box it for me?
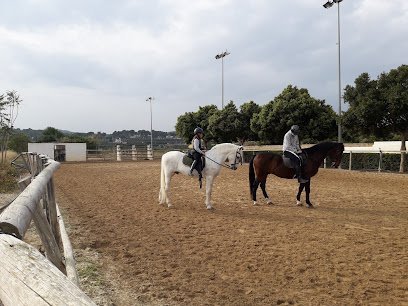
[116,145,122,161]
[323,158,327,168]
[17,177,65,273]
[378,149,383,172]
[0,161,61,239]
[132,145,137,161]
[147,144,153,160]
[349,151,352,170]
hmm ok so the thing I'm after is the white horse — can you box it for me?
[159,143,244,210]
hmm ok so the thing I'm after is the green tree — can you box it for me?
[0,91,22,163]
[175,112,197,144]
[251,85,337,144]
[238,101,261,143]
[343,64,408,172]
[175,105,218,144]
[207,101,241,142]
[61,134,99,150]
[8,132,29,153]
[39,127,65,142]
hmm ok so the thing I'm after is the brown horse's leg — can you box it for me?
[305,180,313,208]
[296,183,305,206]
[252,178,260,205]
[260,180,272,205]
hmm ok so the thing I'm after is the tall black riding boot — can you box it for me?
[294,165,303,182]
[190,160,197,176]
[197,168,203,189]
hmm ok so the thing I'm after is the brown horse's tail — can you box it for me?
[249,155,256,198]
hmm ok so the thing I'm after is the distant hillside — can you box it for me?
[14,128,44,141]
[14,128,185,147]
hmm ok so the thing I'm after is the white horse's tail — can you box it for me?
[159,158,166,204]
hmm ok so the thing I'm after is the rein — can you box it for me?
[204,147,242,170]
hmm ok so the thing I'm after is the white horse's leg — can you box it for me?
[159,164,166,205]
[205,176,214,210]
[164,170,173,208]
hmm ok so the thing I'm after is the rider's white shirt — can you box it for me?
[283,130,301,153]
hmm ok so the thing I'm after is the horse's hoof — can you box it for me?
[266,198,273,205]
[206,206,215,210]
[296,200,302,206]
[306,203,314,208]
[167,204,174,208]
[253,201,259,206]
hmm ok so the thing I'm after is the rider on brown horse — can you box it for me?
[283,125,307,183]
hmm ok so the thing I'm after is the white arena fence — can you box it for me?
[243,141,407,172]
[87,145,151,161]
[87,144,189,162]
[0,153,95,306]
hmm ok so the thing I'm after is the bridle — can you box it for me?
[329,145,344,168]
[205,147,243,170]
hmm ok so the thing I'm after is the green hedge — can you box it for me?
[243,151,408,172]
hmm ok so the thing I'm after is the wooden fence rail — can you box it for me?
[0,153,95,306]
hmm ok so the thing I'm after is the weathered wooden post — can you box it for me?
[378,149,383,172]
[56,205,79,285]
[0,235,96,306]
[0,153,95,305]
[349,151,352,170]
[0,161,60,239]
[116,145,122,161]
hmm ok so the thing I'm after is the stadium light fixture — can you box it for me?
[323,0,343,143]
[215,50,230,109]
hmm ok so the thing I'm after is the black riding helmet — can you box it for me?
[194,127,204,135]
[290,125,300,135]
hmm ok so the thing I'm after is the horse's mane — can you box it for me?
[303,142,342,154]
[209,143,238,151]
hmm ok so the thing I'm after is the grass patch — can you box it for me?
[0,163,18,193]
[78,261,105,288]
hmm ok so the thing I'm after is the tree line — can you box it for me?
[6,127,184,154]
[175,64,407,172]
[2,64,406,171]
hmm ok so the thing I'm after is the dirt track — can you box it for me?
[54,161,408,305]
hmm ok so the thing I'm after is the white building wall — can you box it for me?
[28,143,54,159]
[28,143,87,162]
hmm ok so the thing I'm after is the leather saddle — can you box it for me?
[282,152,307,169]
[182,151,206,169]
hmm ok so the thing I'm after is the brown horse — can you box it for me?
[249,142,344,208]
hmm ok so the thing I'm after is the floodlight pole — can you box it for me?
[215,50,230,109]
[146,97,154,157]
[324,0,343,143]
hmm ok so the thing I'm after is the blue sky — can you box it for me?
[1,0,407,132]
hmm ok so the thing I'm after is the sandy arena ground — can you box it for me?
[54,161,407,305]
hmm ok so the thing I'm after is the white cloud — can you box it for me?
[0,0,407,132]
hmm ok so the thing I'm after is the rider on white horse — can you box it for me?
[190,127,206,183]
[159,143,243,210]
